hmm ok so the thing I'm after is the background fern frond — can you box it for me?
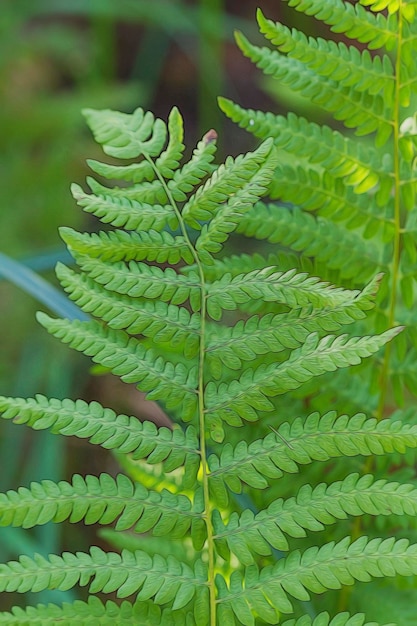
[234,30,393,144]
[281,612,394,626]
[236,204,384,281]
[257,9,394,99]
[217,99,386,192]
[284,0,397,50]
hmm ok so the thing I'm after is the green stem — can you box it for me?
[145,154,217,624]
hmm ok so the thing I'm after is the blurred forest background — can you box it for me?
[0,0,320,610]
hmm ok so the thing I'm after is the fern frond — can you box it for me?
[83,107,168,160]
[0,395,200,483]
[195,147,277,259]
[216,536,417,622]
[0,546,207,611]
[281,612,394,626]
[72,253,201,310]
[206,267,366,321]
[60,226,194,264]
[257,9,395,99]
[0,473,199,540]
[236,204,384,281]
[36,315,198,419]
[167,128,218,201]
[56,264,200,355]
[71,184,178,232]
[206,274,381,375]
[284,0,397,50]
[235,31,392,144]
[88,131,217,206]
[208,413,417,504]
[0,596,196,625]
[205,329,400,426]
[182,139,274,229]
[270,168,393,240]
[214,473,417,564]
[217,99,387,193]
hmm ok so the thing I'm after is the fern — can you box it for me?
[0,3,416,619]
[216,0,417,622]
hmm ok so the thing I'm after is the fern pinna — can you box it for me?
[0,100,415,625]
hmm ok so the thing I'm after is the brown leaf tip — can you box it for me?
[203,129,218,144]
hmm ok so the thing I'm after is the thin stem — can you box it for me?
[145,153,217,625]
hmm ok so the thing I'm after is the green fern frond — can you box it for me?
[72,253,201,309]
[56,264,200,355]
[214,472,417,564]
[71,184,179,232]
[257,9,395,99]
[86,124,217,205]
[195,148,277,259]
[205,329,400,426]
[36,315,198,419]
[182,139,274,229]
[235,31,392,144]
[60,226,194,264]
[217,99,387,193]
[167,128,218,201]
[208,413,417,504]
[82,107,169,160]
[284,0,397,50]
[0,395,200,481]
[1,43,414,620]
[205,267,367,321]
[0,546,207,610]
[217,536,417,623]
[206,274,381,374]
[268,167,393,239]
[0,473,199,539]
[281,612,394,626]
[236,204,384,281]
[0,596,196,625]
